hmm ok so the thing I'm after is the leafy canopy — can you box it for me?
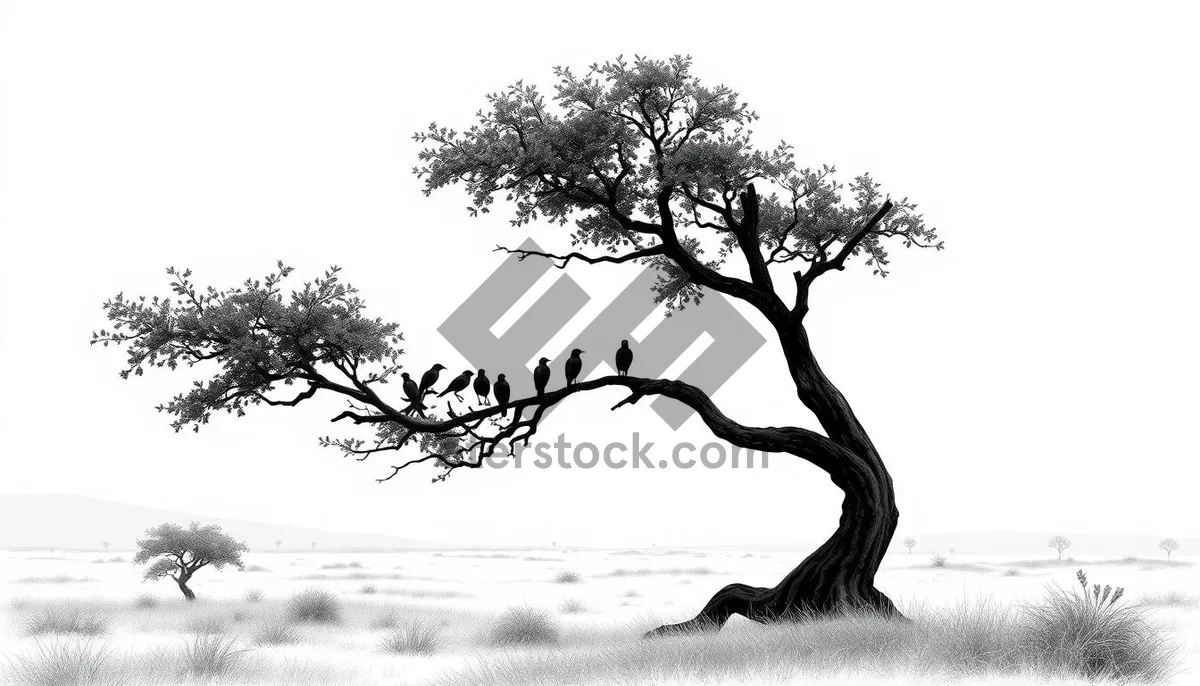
[134,521,248,580]
[415,54,939,311]
[93,264,403,433]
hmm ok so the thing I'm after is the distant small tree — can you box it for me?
[310,541,317,552]
[274,539,283,551]
[1159,537,1180,560]
[1048,535,1071,560]
[102,541,110,552]
[134,522,247,601]
[903,537,916,555]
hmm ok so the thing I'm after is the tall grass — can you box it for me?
[177,633,248,678]
[21,607,110,637]
[3,639,130,686]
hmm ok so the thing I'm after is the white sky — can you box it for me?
[2,1,1198,547]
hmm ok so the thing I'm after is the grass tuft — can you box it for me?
[178,633,248,678]
[251,620,301,646]
[558,598,588,614]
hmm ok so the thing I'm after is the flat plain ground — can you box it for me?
[1,547,1196,685]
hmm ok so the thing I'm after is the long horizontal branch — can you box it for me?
[328,374,864,481]
[493,243,665,268]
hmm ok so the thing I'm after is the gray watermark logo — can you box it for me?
[475,433,769,470]
[439,239,766,430]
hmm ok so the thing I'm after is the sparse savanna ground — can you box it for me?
[0,548,1194,685]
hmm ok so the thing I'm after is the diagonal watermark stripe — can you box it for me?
[438,239,766,430]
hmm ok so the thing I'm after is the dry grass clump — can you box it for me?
[251,619,301,646]
[378,620,444,656]
[286,587,341,624]
[553,570,582,584]
[489,606,561,647]
[608,567,713,577]
[13,576,94,585]
[243,588,265,603]
[132,594,158,610]
[558,598,588,614]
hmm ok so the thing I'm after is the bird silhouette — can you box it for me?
[615,340,633,376]
[565,349,585,386]
[493,373,511,418]
[438,370,474,402]
[419,364,446,398]
[400,372,427,416]
[533,358,551,398]
[473,369,491,405]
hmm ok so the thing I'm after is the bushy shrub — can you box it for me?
[178,633,247,678]
[930,552,947,568]
[133,593,159,609]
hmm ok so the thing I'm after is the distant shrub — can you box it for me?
[133,593,159,609]
[622,589,641,598]
[320,561,365,570]
[90,556,126,564]
[558,598,588,614]
[3,639,130,686]
[489,607,560,647]
[243,588,264,603]
[252,620,300,646]
[244,565,270,573]
[21,607,110,637]
[1021,569,1177,681]
[14,576,93,585]
[553,570,581,584]
[287,588,341,624]
[1003,569,1021,577]
[368,611,399,630]
[1141,590,1200,608]
[359,584,378,595]
[187,616,228,635]
[930,553,947,568]
[378,621,443,655]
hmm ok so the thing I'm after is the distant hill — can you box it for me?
[0,494,452,551]
[728,530,1198,557]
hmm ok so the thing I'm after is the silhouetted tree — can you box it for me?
[1048,535,1071,560]
[274,539,283,551]
[94,56,939,635]
[1159,538,1180,560]
[903,537,915,555]
[102,541,110,552]
[310,541,317,552]
[134,522,247,600]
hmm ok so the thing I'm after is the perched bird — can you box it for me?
[533,358,551,398]
[615,340,633,376]
[438,370,475,402]
[564,349,585,386]
[473,369,491,405]
[400,372,426,416]
[418,364,446,398]
[493,373,511,418]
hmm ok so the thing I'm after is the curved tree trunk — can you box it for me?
[648,324,902,636]
[177,574,197,601]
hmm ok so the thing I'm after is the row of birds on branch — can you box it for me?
[399,340,635,419]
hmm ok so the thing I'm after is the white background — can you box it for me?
[1,1,1197,547]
